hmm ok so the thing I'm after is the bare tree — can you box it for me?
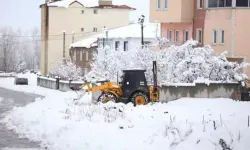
[0,27,27,72]
[31,26,40,70]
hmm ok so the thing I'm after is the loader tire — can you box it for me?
[131,92,149,106]
[97,92,117,103]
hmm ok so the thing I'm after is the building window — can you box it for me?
[208,0,232,8]
[80,50,83,61]
[86,51,89,61]
[81,10,84,14]
[236,0,249,7]
[212,29,217,44]
[164,0,168,8]
[196,29,202,44]
[124,41,128,51]
[93,27,97,32]
[220,30,225,44]
[175,30,179,42]
[94,9,98,14]
[197,0,203,9]
[184,30,189,42]
[157,0,161,9]
[81,28,84,32]
[168,30,172,41]
[115,41,120,50]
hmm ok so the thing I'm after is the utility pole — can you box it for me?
[63,31,66,59]
[141,24,144,46]
[72,31,75,43]
[106,29,108,46]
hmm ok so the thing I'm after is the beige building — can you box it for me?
[39,0,135,75]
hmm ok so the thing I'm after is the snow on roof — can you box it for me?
[47,0,96,8]
[71,36,98,48]
[70,23,161,48]
[47,0,135,9]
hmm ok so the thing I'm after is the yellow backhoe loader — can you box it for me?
[71,61,159,106]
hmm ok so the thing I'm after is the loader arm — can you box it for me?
[80,81,122,97]
[150,61,159,102]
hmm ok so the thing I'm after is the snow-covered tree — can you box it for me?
[49,59,82,80]
[0,26,40,72]
[86,40,249,85]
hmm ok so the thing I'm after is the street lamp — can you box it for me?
[138,15,145,47]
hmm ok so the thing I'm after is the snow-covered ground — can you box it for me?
[1,72,250,150]
[1,96,250,150]
[0,73,78,98]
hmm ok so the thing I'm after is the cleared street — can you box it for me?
[0,87,43,149]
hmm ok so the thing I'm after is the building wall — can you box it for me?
[41,1,131,75]
[150,0,194,23]
[70,47,97,72]
[161,23,193,43]
[181,0,194,22]
[105,38,157,50]
[193,0,205,46]
[204,8,250,77]
[204,9,233,54]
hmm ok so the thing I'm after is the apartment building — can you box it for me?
[150,0,250,77]
[39,0,135,75]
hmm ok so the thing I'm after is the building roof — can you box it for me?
[70,23,161,48]
[44,0,135,10]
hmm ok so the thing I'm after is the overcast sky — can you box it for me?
[0,0,149,31]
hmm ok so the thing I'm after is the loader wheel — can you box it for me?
[97,92,117,103]
[131,92,149,106]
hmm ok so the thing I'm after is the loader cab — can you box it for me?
[120,70,149,103]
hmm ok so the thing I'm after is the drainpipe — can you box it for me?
[231,0,236,57]
[44,0,49,76]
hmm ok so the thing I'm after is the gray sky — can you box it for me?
[0,0,149,31]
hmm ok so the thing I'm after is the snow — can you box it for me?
[0,72,16,77]
[49,59,82,80]
[87,40,248,84]
[47,0,130,8]
[0,73,75,98]
[1,97,250,150]
[47,0,99,8]
[70,23,161,48]
[1,148,45,150]
[70,36,98,48]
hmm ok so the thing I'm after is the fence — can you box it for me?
[37,76,84,92]
[37,76,241,102]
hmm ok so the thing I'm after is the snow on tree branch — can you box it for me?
[49,59,82,80]
[86,40,249,85]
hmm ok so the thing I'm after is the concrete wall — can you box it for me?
[37,76,85,92]
[160,83,239,102]
[37,76,57,90]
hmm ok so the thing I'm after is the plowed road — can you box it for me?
[0,87,44,150]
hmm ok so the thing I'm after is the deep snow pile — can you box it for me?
[87,40,249,85]
[1,97,250,150]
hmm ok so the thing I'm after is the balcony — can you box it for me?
[150,0,194,23]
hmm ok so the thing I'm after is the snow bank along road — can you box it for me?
[0,87,44,149]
